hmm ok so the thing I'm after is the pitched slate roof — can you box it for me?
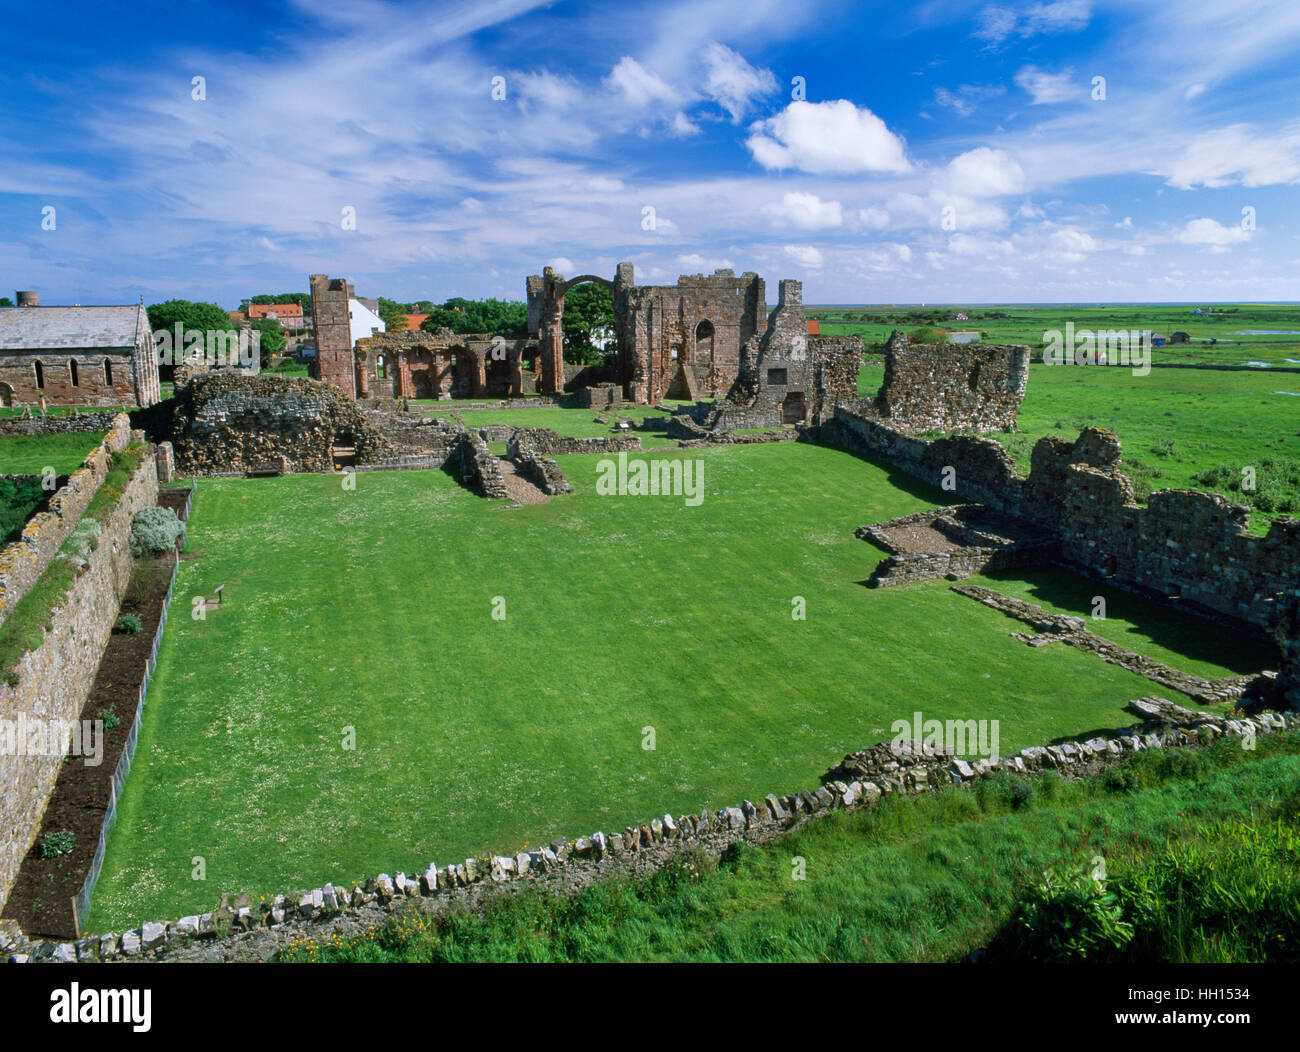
[0,304,146,351]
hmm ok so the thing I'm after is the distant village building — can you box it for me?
[0,291,161,407]
[949,331,982,345]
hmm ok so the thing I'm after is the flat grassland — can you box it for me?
[87,441,1265,930]
[0,432,103,475]
[811,303,1300,367]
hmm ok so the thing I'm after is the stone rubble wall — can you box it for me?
[0,412,122,437]
[505,433,572,496]
[9,696,1290,963]
[161,375,393,475]
[818,410,1300,639]
[0,439,158,915]
[505,428,641,456]
[0,415,132,623]
[455,431,509,499]
[874,333,1029,434]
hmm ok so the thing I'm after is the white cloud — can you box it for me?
[677,252,735,271]
[604,56,678,108]
[946,233,1015,256]
[976,2,1091,44]
[1177,218,1251,247]
[1015,66,1078,104]
[746,100,910,174]
[1115,216,1133,229]
[1049,227,1099,259]
[761,191,844,229]
[1163,124,1300,188]
[856,206,891,230]
[1184,82,1206,100]
[549,257,576,272]
[670,112,702,136]
[934,83,1006,117]
[945,147,1027,196]
[702,42,777,123]
[783,244,824,267]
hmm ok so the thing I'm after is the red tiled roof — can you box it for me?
[248,302,303,319]
[805,320,820,335]
[396,313,430,331]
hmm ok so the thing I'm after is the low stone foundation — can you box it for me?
[858,504,1056,587]
[953,584,1267,705]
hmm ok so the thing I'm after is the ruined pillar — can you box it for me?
[356,351,370,398]
[472,351,487,398]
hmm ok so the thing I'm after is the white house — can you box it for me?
[348,298,385,345]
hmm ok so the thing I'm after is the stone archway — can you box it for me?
[0,383,12,408]
[529,268,626,397]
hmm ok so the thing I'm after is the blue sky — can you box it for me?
[2,0,1299,306]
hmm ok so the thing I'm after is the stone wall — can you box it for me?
[818,410,1300,641]
[0,440,158,914]
[873,332,1029,433]
[11,696,1290,962]
[506,433,573,496]
[453,431,509,499]
[0,412,120,437]
[0,415,132,621]
[159,374,392,475]
[505,428,641,456]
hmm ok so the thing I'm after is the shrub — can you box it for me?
[129,505,186,558]
[97,706,119,730]
[115,613,143,634]
[994,862,1134,962]
[40,829,75,859]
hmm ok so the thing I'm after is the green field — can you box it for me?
[87,442,1264,930]
[0,432,101,475]
[811,302,1300,368]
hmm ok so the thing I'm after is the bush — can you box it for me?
[994,862,1134,962]
[97,706,120,730]
[115,613,143,634]
[40,829,75,859]
[129,505,186,558]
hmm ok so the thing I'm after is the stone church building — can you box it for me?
[0,292,161,407]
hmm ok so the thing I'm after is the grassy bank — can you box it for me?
[279,729,1300,963]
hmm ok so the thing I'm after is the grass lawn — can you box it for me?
[0,432,103,475]
[438,404,677,439]
[88,442,1243,930]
